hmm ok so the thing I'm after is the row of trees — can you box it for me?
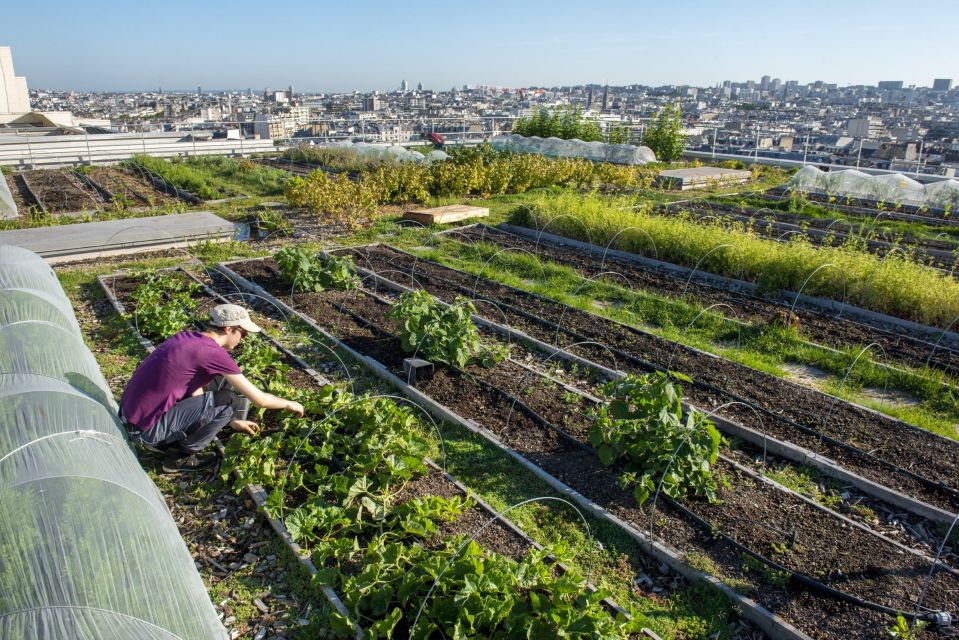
[510,103,686,162]
[512,107,631,144]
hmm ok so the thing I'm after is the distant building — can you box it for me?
[401,79,409,92]
[363,96,379,112]
[0,46,30,117]
[877,80,904,90]
[846,117,884,139]
[253,112,294,140]
[933,78,953,91]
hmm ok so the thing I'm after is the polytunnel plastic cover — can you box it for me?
[0,172,17,220]
[0,248,228,640]
[491,133,656,165]
[787,167,959,209]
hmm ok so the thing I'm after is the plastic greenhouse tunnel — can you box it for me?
[0,245,228,640]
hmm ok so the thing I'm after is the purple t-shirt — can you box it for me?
[121,331,241,431]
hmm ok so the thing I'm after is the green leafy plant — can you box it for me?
[390,290,507,368]
[331,536,637,639]
[644,101,686,162]
[589,372,723,505]
[233,334,289,386]
[886,612,928,639]
[275,246,360,292]
[128,271,203,340]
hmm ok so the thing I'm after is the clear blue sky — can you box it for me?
[5,0,957,92]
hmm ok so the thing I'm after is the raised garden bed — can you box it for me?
[100,267,636,639]
[216,250,959,640]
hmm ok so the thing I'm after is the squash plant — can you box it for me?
[589,372,724,506]
[128,271,203,340]
[390,290,507,368]
[331,536,637,639]
[275,246,359,292]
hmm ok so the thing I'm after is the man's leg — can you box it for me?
[139,392,233,471]
[178,390,235,453]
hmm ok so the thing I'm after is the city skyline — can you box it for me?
[6,0,958,92]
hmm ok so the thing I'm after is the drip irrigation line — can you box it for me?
[667,493,952,624]
[354,249,959,507]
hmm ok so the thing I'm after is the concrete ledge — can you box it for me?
[0,211,235,262]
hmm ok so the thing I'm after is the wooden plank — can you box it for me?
[403,204,489,225]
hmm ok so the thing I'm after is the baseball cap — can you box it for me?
[209,304,262,333]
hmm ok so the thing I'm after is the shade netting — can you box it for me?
[0,245,227,640]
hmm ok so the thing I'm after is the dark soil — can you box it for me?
[345,245,959,517]
[21,169,103,213]
[5,172,40,212]
[459,225,959,377]
[223,259,956,640]
[88,166,177,208]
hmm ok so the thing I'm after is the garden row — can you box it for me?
[768,187,959,221]
[2,166,188,229]
[450,224,959,378]
[345,243,959,516]
[281,145,666,229]
[695,192,959,241]
[214,248,959,639]
[508,192,959,327]
[103,268,642,639]
[659,200,959,274]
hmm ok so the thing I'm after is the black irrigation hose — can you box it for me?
[353,248,959,506]
[314,277,956,626]
[669,495,952,624]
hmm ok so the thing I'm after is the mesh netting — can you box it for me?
[0,245,228,640]
[324,140,437,163]
[0,173,17,220]
[491,133,656,165]
[787,166,959,209]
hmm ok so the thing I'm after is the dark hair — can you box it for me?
[205,323,229,335]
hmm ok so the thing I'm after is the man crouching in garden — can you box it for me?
[121,304,304,473]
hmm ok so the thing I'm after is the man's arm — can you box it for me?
[224,373,304,416]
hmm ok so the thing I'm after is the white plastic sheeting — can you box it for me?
[0,173,17,220]
[320,141,444,164]
[787,166,959,209]
[491,134,657,165]
[0,245,228,640]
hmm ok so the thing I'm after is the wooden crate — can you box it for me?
[403,204,489,225]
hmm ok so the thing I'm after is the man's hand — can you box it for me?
[230,419,260,436]
[285,400,305,417]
